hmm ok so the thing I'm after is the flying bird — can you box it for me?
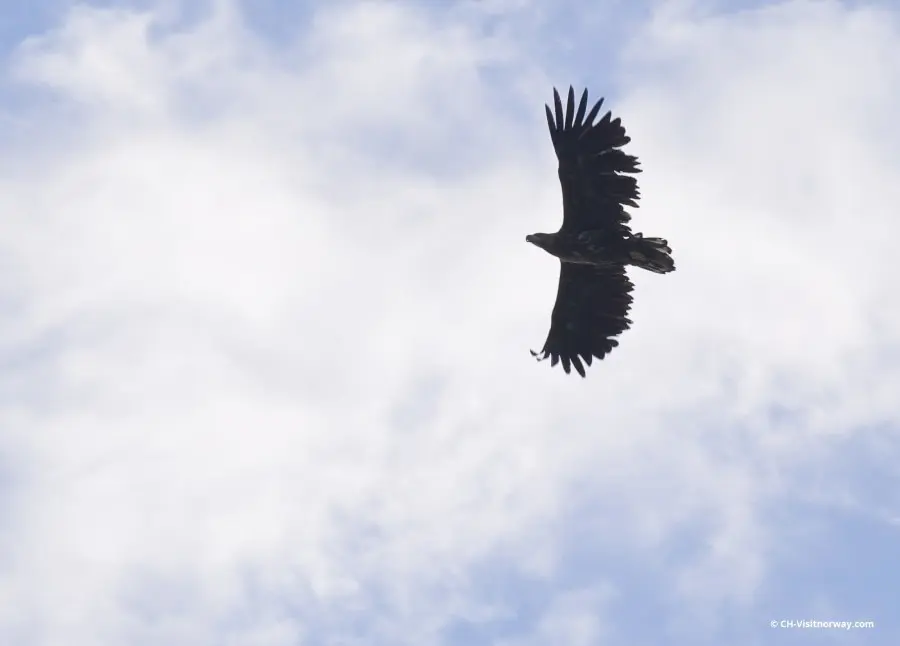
[526,86,675,377]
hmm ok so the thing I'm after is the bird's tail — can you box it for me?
[628,233,675,274]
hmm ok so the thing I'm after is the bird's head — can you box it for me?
[526,232,551,250]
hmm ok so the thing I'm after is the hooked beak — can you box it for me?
[525,234,535,244]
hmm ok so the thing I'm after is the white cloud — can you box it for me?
[1,0,899,644]
[497,584,617,646]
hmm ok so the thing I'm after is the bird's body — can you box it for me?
[527,86,675,377]
[528,230,627,266]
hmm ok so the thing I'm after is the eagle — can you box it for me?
[526,86,675,377]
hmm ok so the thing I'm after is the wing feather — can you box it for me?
[553,89,564,132]
[545,86,640,234]
[573,89,588,128]
[533,262,635,377]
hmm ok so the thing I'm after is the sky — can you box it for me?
[0,0,898,644]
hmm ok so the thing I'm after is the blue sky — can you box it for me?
[1,0,898,644]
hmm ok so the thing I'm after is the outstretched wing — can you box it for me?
[545,86,640,235]
[531,262,634,377]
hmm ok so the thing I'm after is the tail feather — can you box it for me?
[628,233,675,274]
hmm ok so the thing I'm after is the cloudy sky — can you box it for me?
[1,0,898,644]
